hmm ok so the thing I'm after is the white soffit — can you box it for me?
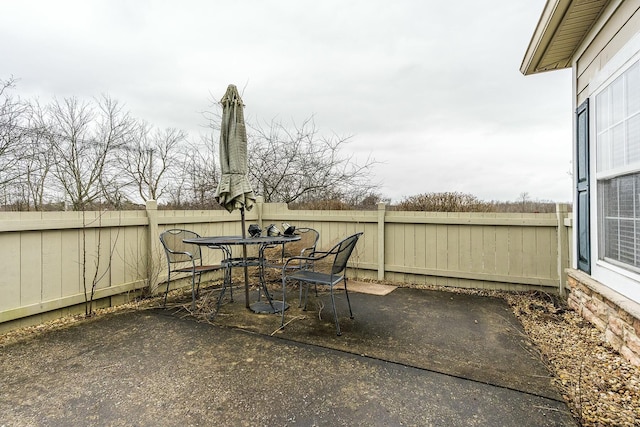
[521,0,611,75]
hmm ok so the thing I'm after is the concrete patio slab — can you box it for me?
[0,285,576,426]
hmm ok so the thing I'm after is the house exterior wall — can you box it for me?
[575,0,640,105]
[571,1,640,303]
[566,269,640,366]
[562,0,640,367]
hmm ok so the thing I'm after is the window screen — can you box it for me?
[597,60,640,271]
[599,174,640,269]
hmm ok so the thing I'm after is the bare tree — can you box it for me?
[19,127,54,210]
[518,191,530,212]
[0,76,31,189]
[12,101,58,210]
[48,95,136,210]
[168,134,220,208]
[118,123,186,203]
[247,116,379,204]
[0,79,57,210]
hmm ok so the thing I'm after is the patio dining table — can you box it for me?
[183,235,301,314]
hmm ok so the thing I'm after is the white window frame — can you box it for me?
[588,33,640,303]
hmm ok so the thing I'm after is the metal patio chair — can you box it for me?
[262,226,320,302]
[159,229,228,310]
[263,227,320,267]
[280,232,363,335]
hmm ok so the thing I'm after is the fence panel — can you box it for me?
[0,210,149,328]
[377,212,560,289]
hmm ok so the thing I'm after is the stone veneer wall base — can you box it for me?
[566,269,640,367]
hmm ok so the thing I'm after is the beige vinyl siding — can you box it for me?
[576,1,640,104]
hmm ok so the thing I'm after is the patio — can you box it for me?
[0,282,576,426]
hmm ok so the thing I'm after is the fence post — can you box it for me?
[377,202,386,281]
[556,203,570,296]
[146,200,160,295]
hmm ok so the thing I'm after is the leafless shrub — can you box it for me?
[394,192,495,212]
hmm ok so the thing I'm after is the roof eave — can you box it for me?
[520,0,573,75]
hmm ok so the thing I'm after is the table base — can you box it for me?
[250,300,289,314]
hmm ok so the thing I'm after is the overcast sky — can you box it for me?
[1,0,573,203]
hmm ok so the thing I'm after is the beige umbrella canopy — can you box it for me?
[215,84,256,308]
[215,84,256,213]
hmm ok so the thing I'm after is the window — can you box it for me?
[596,61,640,271]
[599,175,640,270]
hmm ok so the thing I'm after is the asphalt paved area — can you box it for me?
[0,285,576,426]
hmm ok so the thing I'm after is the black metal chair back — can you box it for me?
[159,228,226,309]
[280,231,363,335]
[332,232,360,276]
[160,229,203,265]
[293,227,320,257]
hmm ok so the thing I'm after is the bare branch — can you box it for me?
[247,116,380,204]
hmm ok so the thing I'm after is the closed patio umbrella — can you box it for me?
[215,84,256,308]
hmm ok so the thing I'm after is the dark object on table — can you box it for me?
[264,227,319,272]
[248,224,262,237]
[266,224,281,236]
[282,223,296,236]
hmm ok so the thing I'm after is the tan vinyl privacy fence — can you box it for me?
[0,200,572,330]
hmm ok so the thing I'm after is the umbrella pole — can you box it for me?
[241,207,250,309]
